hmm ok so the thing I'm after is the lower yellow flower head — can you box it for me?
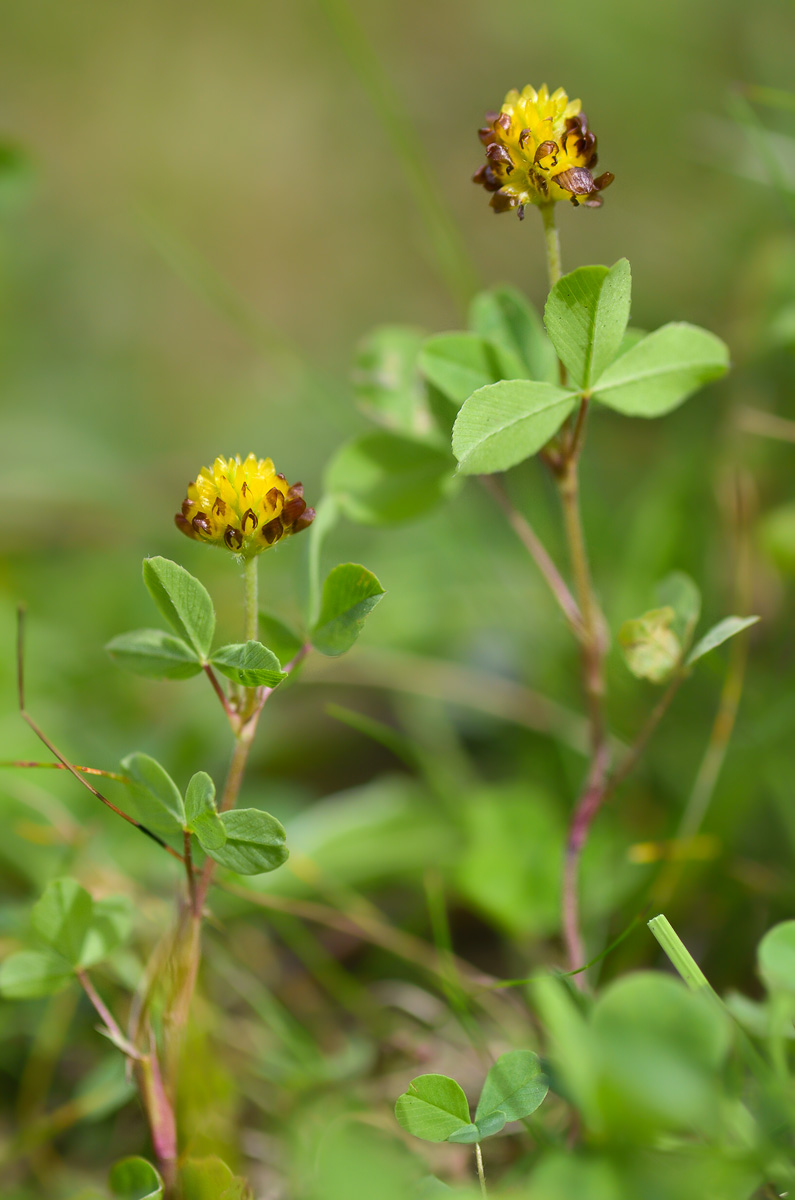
[473,84,614,217]
[175,454,315,557]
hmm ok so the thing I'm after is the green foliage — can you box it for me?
[142,557,216,660]
[452,381,577,475]
[211,641,286,687]
[544,260,632,391]
[121,752,185,836]
[395,1074,475,1143]
[395,1052,548,1146]
[758,920,795,993]
[207,809,288,875]
[619,607,681,683]
[311,563,385,656]
[0,878,132,996]
[353,325,432,438]
[591,323,729,417]
[468,284,556,382]
[448,262,729,477]
[0,948,74,998]
[180,1155,252,1200]
[685,615,759,666]
[655,570,701,646]
[473,1050,548,1136]
[759,500,795,575]
[184,772,227,852]
[108,1157,164,1200]
[419,333,501,405]
[105,629,202,680]
[257,613,304,665]
[326,430,457,524]
[31,876,93,966]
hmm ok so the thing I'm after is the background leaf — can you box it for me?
[257,613,304,665]
[211,641,286,687]
[452,380,577,475]
[591,323,729,417]
[353,325,433,438]
[0,949,74,998]
[544,260,632,390]
[142,557,215,660]
[325,430,458,525]
[394,1074,473,1143]
[208,809,288,875]
[80,895,134,968]
[31,877,93,966]
[619,607,681,683]
[469,284,557,382]
[418,333,502,405]
[686,616,759,666]
[106,628,202,680]
[109,1156,164,1200]
[655,571,702,646]
[311,563,385,656]
[758,921,795,993]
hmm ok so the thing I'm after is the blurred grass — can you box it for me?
[2,0,795,1193]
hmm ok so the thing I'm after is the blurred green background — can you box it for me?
[2,0,795,1194]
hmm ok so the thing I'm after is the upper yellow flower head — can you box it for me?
[175,454,315,558]
[473,84,614,218]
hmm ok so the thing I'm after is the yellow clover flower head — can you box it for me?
[473,84,614,218]
[175,454,315,557]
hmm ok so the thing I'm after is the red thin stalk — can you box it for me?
[16,610,184,864]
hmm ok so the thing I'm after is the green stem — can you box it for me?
[539,203,562,288]
[475,1142,488,1197]
[244,556,259,643]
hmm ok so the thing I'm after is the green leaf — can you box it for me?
[81,895,134,968]
[0,949,74,998]
[184,772,226,852]
[311,563,385,656]
[142,557,215,660]
[31,878,93,966]
[257,613,304,665]
[419,333,502,405]
[106,629,202,680]
[180,1156,244,1200]
[207,809,288,876]
[758,921,795,993]
[591,323,729,417]
[591,972,731,1133]
[211,642,286,688]
[474,1050,549,1137]
[685,616,759,667]
[325,431,458,525]
[655,571,701,646]
[544,260,632,390]
[121,752,185,836]
[619,607,681,683]
[184,771,216,824]
[353,325,433,438]
[452,380,577,475]
[394,1074,474,1143]
[109,1156,164,1200]
[469,285,557,382]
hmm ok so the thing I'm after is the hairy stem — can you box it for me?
[244,556,259,643]
[539,203,562,288]
[475,1142,488,1197]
